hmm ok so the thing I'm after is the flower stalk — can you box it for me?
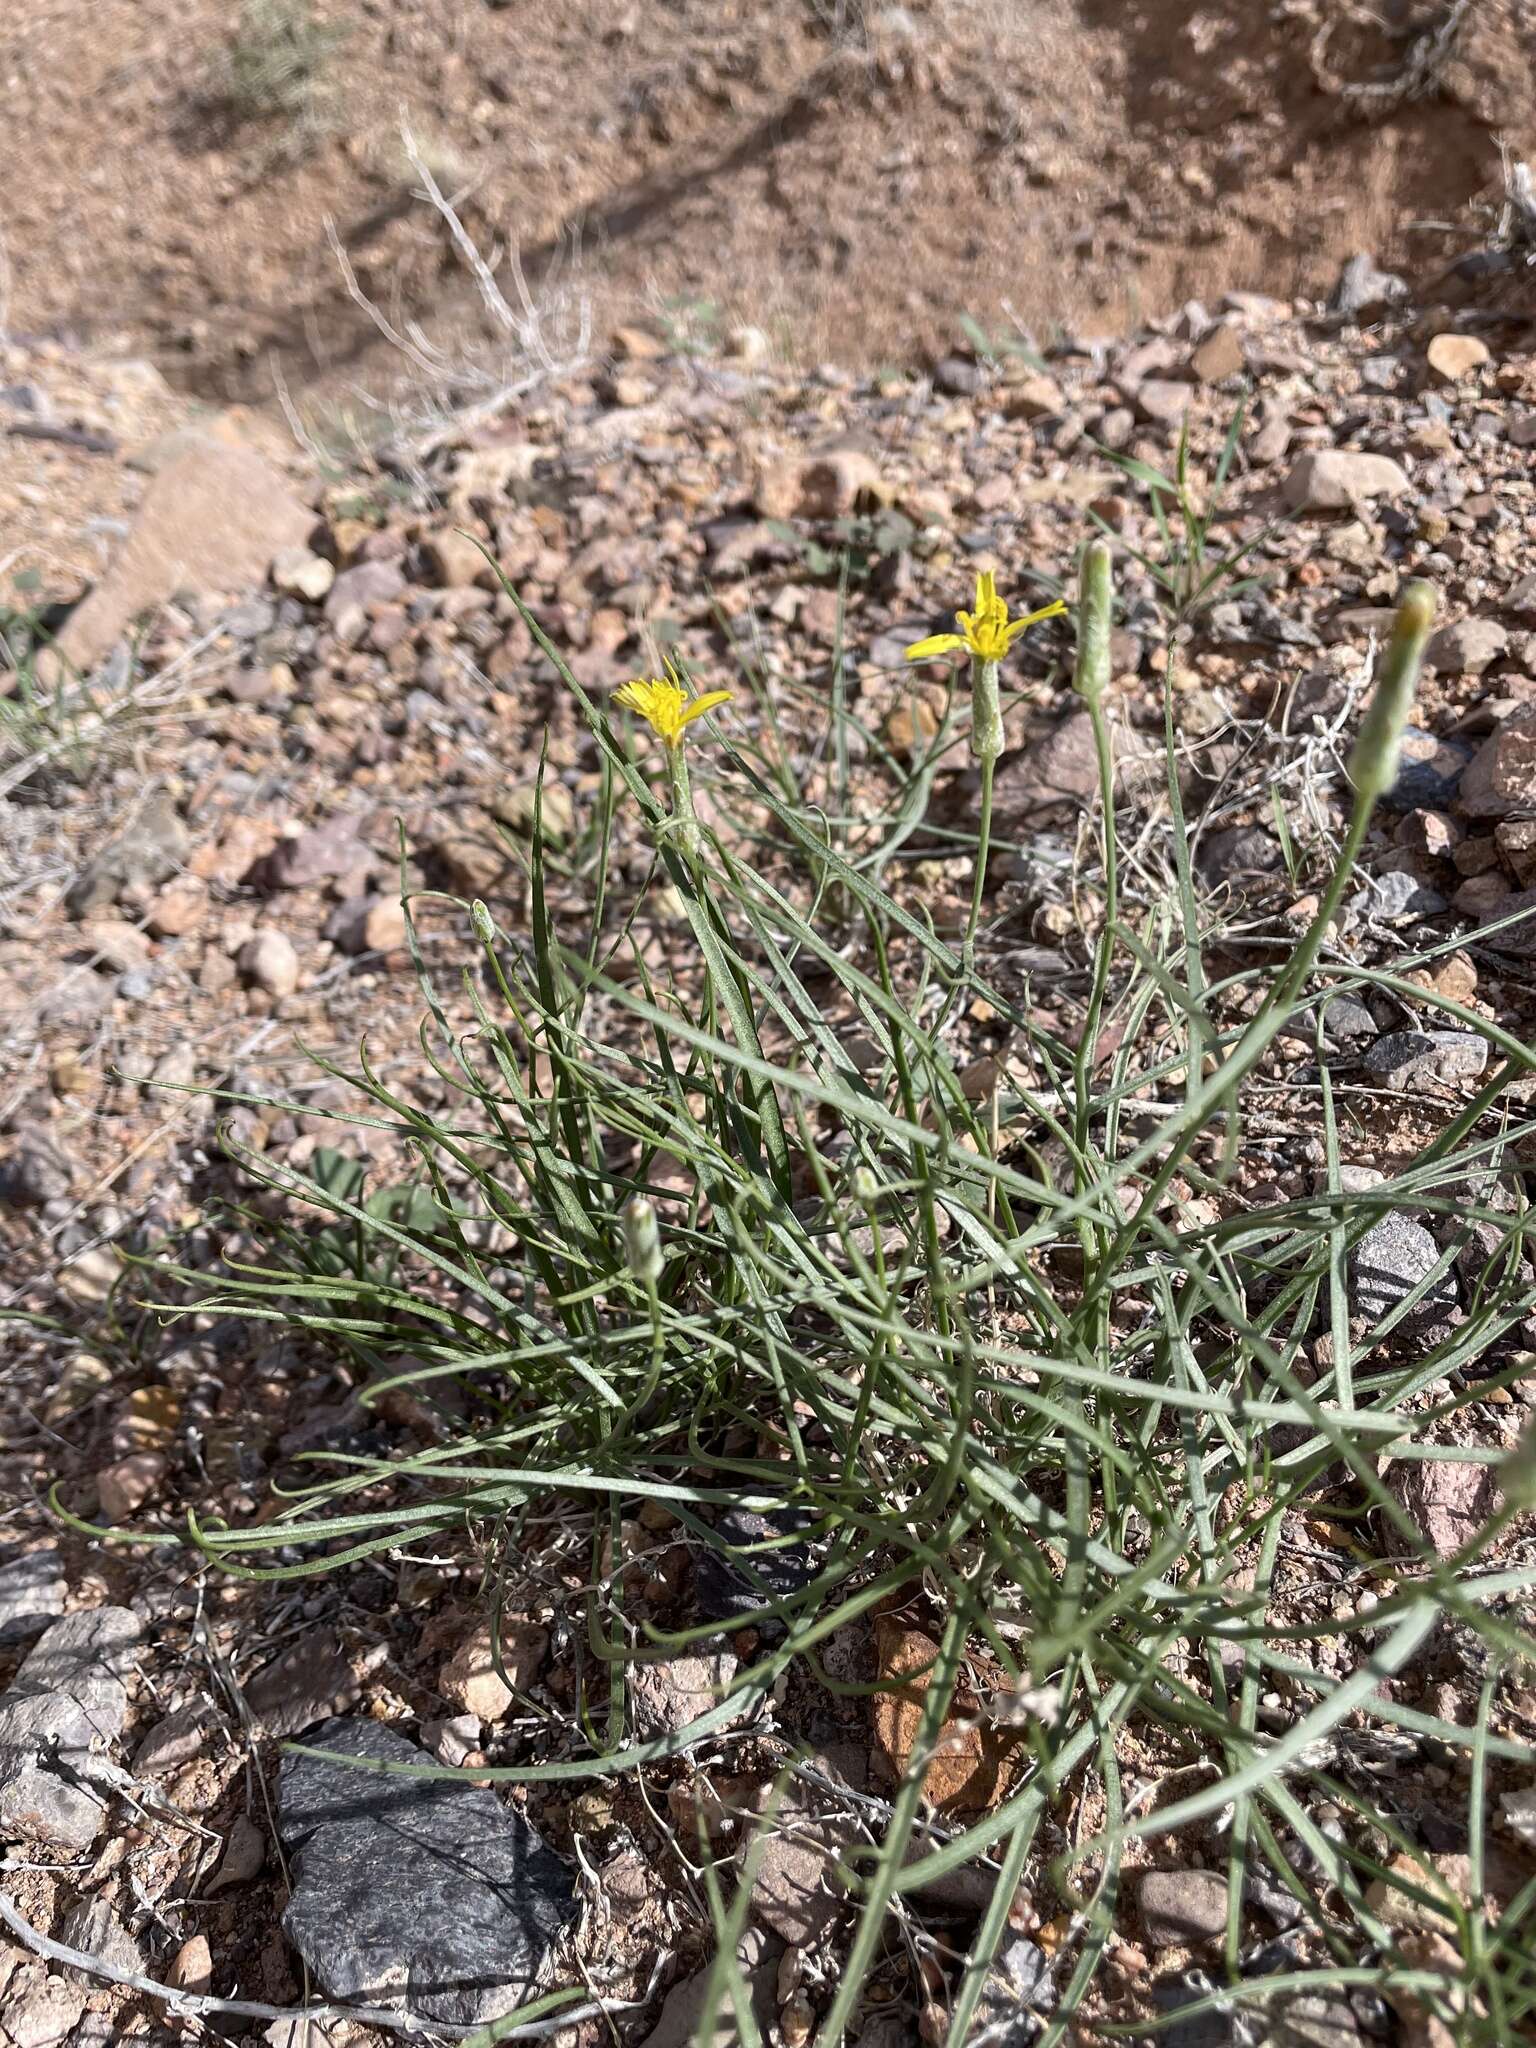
[908,571,1064,971]
[1348,579,1436,802]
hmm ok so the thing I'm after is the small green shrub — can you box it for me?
[215,0,346,150]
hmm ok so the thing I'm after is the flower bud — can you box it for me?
[1072,539,1113,706]
[971,657,1004,762]
[850,1164,882,1206]
[1348,580,1436,803]
[621,1194,662,1284]
[470,899,497,945]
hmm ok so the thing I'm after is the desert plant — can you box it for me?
[214,0,347,153]
[105,555,1536,2047]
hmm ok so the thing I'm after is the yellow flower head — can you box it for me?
[905,570,1066,667]
[613,669,732,748]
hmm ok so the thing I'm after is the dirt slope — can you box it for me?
[3,0,1534,405]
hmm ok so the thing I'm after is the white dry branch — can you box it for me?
[320,115,591,465]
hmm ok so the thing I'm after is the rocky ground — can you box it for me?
[3,261,1536,2045]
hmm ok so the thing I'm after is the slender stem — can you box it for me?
[963,746,996,975]
[1075,697,1119,1160]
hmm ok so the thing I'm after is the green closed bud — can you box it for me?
[470,899,497,945]
[621,1194,663,1285]
[970,657,1004,763]
[1348,581,1436,803]
[1072,539,1113,706]
[850,1164,882,1206]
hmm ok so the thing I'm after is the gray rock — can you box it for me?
[133,1699,222,1775]
[324,560,406,622]
[0,1693,114,1849]
[0,1128,77,1207]
[969,1936,1052,2043]
[1197,826,1283,884]
[1385,726,1471,810]
[1330,253,1407,319]
[64,794,189,917]
[1360,869,1447,920]
[1458,708,1536,819]
[933,355,983,397]
[1283,451,1410,513]
[637,1929,780,2048]
[209,1812,266,1892]
[1151,1975,1231,2048]
[1362,1030,1489,1088]
[1349,1217,1458,1330]
[9,1606,141,1735]
[1311,995,1377,1046]
[628,1653,740,1740]
[695,1506,820,1630]
[1138,1868,1230,1946]
[1135,378,1196,428]
[744,1796,848,1944]
[237,929,299,998]
[279,1716,575,2026]
[245,1628,360,1739]
[1210,593,1317,648]
[1258,1991,1368,2046]
[55,1896,146,1979]
[221,597,278,641]
[1425,617,1508,676]
[1455,1216,1523,1296]
[254,813,371,891]
[0,1548,68,1643]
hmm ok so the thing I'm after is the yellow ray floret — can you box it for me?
[614,671,733,747]
[905,570,1066,666]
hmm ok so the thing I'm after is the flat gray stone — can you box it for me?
[637,1929,780,2048]
[1362,1030,1489,1089]
[0,1608,141,1850]
[132,1699,222,1776]
[1258,1991,1368,2045]
[969,1935,1052,2044]
[696,1506,820,1632]
[279,1716,575,2027]
[64,794,189,918]
[56,1896,146,1979]
[0,1693,113,1850]
[1349,1217,1458,1330]
[9,1606,142,1738]
[245,1628,359,1739]
[1283,450,1409,513]
[0,1549,68,1643]
[1361,869,1447,921]
[744,1796,849,1945]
